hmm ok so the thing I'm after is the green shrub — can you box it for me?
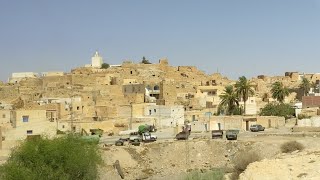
[259,103,295,119]
[184,169,224,180]
[0,135,102,180]
[101,63,110,69]
[281,141,304,153]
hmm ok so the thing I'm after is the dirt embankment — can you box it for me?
[99,139,280,180]
[240,150,320,180]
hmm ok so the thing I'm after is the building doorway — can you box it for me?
[268,119,271,128]
[246,121,249,131]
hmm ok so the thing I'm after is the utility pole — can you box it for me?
[71,98,74,133]
[158,104,161,128]
[0,126,2,150]
[130,102,133,130]
[70,85,74,133]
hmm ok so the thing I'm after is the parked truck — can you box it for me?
[138,124,157,134]
[211,130,223,139]
[226,129,239,140]
[175,131,189,140]
[130,132,157,142]
[175,124,191,140]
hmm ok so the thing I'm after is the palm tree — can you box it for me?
[299,77,310,96]
[235,76,255,115]
[219,85,240,115]
[271,81,289,103]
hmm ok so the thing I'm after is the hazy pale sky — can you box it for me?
[1,0,320,81]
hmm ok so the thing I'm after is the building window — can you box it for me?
[154,109,156,113]
[62,125,65,129]
[77,106,80,110]
[27,130,33,134]
[2,114,5,118]
[149,110,152,115]
[22,116,29,122]
[208,91,217,96]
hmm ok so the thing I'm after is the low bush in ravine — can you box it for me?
[231,151,261,180]
[281,141,304,153]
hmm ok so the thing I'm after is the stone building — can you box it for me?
[7,109,56,140]
[4,51,320,135]
[91,51,103,68]
[9,72,38,84]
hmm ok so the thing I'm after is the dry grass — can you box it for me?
[233,151,261,172]
[231,151,261,180]
[297,173,308,178]
[184,169,225,180]
[280,141,304,153]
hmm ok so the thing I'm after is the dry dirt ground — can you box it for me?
[240,150,320,180]
[100,126,320,180]
[2,122,320,180]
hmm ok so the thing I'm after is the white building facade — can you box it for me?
[91,51,103,68]
[144,105,185,128]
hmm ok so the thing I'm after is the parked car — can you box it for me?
[129,139,141,146]
[226,129,239,140]
[250,124,265,132]
[211,130,223,139]
[115,139,124,146]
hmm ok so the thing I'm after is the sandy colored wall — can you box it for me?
[8,110,56,140]
[256,116,285,128]
[209,116,244,131]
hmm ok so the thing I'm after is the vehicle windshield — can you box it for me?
[227,130,239,134]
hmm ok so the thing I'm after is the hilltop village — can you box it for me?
[0,52,320,141]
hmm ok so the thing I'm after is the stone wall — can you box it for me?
[256,116,285,128]
[303,96,320,108]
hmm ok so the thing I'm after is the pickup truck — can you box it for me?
[226,130,239,140]
[129,132,157,143]
[250,124,265,132]
[211,130,223,139]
